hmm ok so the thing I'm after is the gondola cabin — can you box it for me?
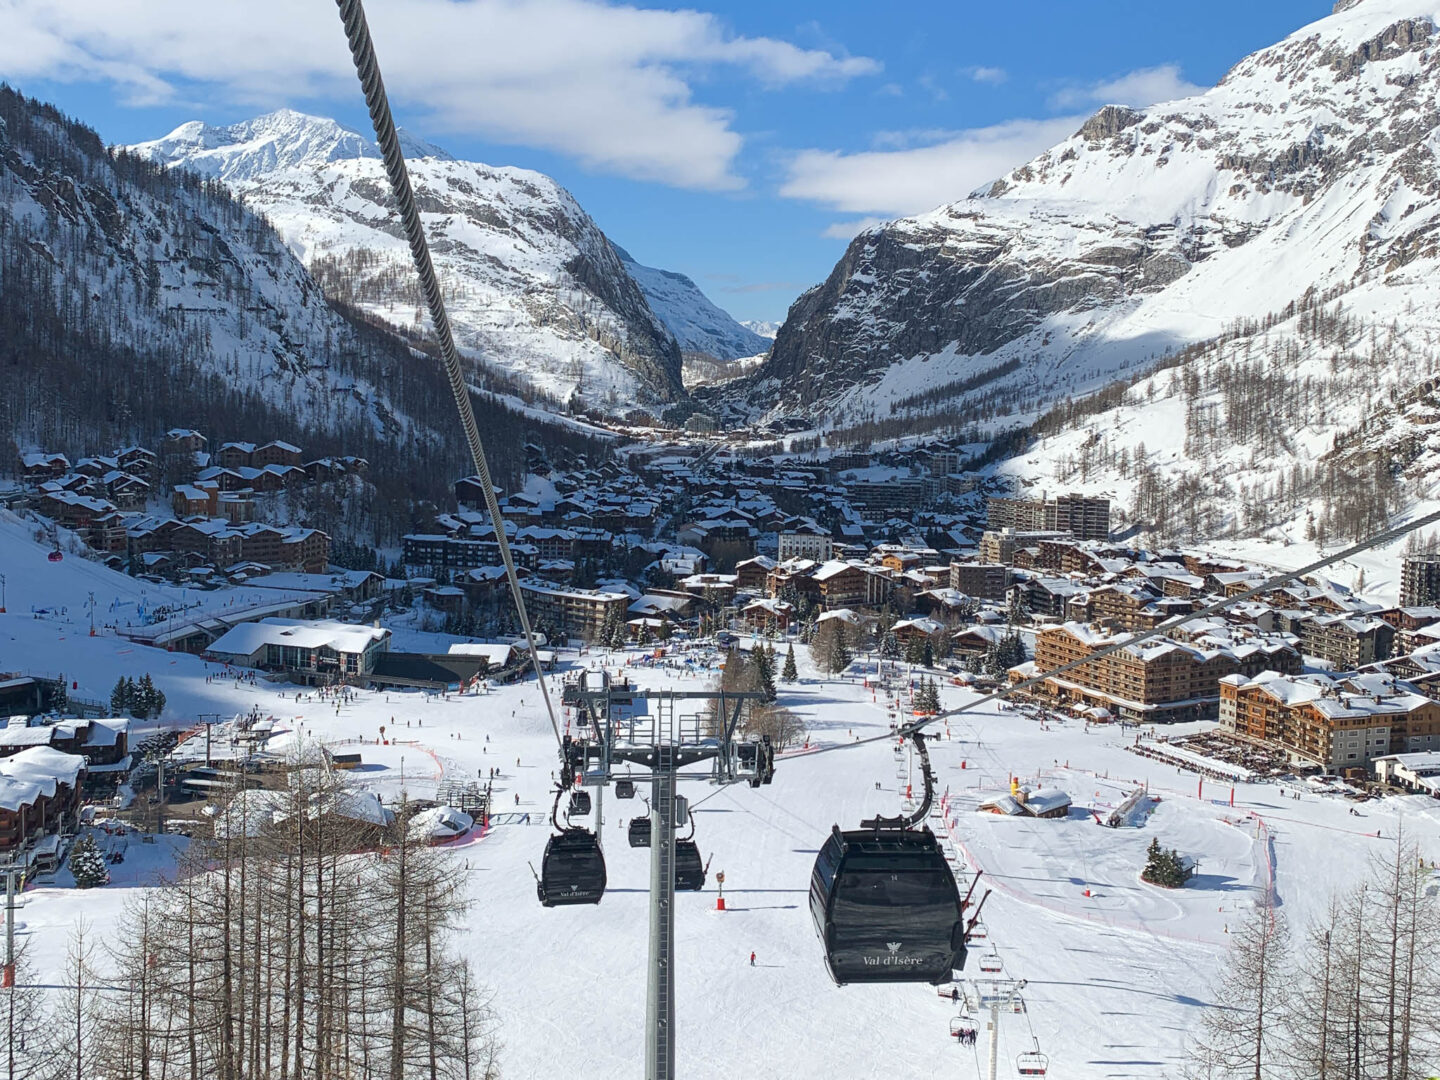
[537,829,606,906]
[809,824,965,985]
[675,840,705,890]
[568,790,592,816]
[628,817,651,848]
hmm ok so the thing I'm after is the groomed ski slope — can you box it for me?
[2,522,1438,1078]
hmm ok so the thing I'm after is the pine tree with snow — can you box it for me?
[922,638,935,668]
[782,644,798,682]
[68,835,108,889]
[879,631,901,662]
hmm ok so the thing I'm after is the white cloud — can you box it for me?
[781,116,1080,217]
[962,65,1008,85]
[0,0,879,191]
[1050,64,1205,110]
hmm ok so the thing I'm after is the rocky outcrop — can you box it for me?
[736,2,1440,424]
[127,111,685,409]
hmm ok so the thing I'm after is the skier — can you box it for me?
[749,951,756,967]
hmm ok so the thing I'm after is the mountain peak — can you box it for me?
[125,109,452,183]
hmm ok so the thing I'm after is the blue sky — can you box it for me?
[2,0,1331,323]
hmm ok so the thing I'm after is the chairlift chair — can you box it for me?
[966,919,988,941]
[1017,1044,1049,1076]
[809,731,966,986]
[950,1015,978,1040]
[978,951,1003,974]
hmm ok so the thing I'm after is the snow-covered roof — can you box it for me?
[208,618,389,658]
[0,747,85,811]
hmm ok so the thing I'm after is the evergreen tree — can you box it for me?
[905,634,926,665]
[782,644,798,682]
[985,629,1026,679]
[69,835,109,889]
[879,631,901,662]
[922,638,935,668]
[110,677,128,715]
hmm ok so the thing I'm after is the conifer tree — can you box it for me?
[782,644,798,682]
[69,836,109,889]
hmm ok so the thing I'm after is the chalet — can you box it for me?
[253,441,303,468]
[890,617,947,646]
[0,747,86,853]
[740,598,794,633]
[19,452,70,483]
[735,555,777,591]
[215,442,257,469]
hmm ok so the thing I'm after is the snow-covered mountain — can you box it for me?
[0,87,603,541]
[740,320,780,340]
[614,246,769,361]
[126,111,685,411]
[120,108,454,182]
[736,0,1440,436]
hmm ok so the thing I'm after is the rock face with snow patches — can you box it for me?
[127,110,686,410]
[741,0,1440,421]
[615,246,769,362]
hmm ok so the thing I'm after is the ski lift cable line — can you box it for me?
[333,0,561,749]
[797,503,1440,764]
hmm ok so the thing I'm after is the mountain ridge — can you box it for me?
[731,0,1440,439]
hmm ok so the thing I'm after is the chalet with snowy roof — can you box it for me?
[814,560,892,611]
[0,747,86,854]
[735,555,776,591]
[1372,752,1440,794]
[740,598,794,633]
[1219,671,1440,769]
[890,617,947,646]
[19,452,70,483]
[1022,622,1295,724]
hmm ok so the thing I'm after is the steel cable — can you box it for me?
[334,0,563,748]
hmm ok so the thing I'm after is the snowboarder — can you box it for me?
[749,951,756,966]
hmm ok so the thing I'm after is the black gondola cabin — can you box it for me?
[809,824,965,985]
[537,829,606,906]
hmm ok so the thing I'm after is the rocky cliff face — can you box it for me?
[615,246,769,362]
[739,0,1440,428]
[127,111,686,411]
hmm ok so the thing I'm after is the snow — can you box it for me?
[125,110,702,411]
[5,508,1440,1078]
[615,246,769,361]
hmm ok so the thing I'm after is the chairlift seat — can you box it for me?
[978,952,1003,973]
[1017,1051,1049,1076]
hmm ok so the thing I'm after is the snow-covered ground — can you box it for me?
[4,523,1439,1078]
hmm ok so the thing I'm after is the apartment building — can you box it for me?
[1218,671,1440,770]
[1024,622,1290,723]
[517,582,630,642]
